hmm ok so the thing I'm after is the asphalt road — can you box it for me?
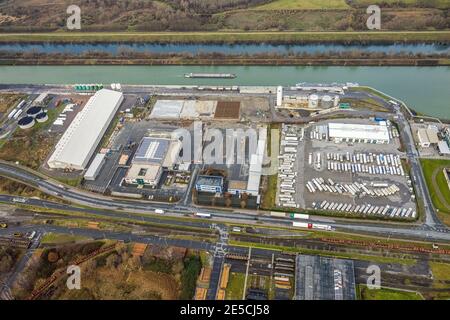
[1,191,450,243]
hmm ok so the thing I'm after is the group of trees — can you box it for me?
[0,0,448,32]
[0,247,20,274]
[166,0,271,14]
[346,0,448,9]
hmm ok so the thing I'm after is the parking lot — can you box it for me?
[276,119,417,220]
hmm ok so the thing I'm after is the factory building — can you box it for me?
[280,93,340,109]
[47,89,124,170]
[124,136,181,187]
[328,122,390,144]
[84,153,106,181]
[417,128,439,148]
[438,141,450,156]
[33,92,48,106]
[195,175,224,193]
[444,127,450,147]
[124,164,163,187]
[246,127,267,196]
[294,83,347,94]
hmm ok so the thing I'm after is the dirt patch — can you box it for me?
[214,101,241,120]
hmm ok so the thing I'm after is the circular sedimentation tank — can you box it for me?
[35,112,48,123]
[18,116,35,129]
[26,106,43,118]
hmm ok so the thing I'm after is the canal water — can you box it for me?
[0,65,449,119]
[0,43,449,55]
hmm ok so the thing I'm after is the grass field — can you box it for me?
[420,158,450,226]
[226,272,246,300]
[255,0,349,10]
[261,174,277,209]
[0,31,449,43]
[429,261,450,289]
[40,232,90,244]
[358,285,423,300]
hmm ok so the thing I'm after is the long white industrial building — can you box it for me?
[48,89,124,170]
[328,122,390,144]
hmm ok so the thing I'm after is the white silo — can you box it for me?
[308,94,319,109]
[333,95,340,107]
[276,86,283,107]
[321,95,333,109]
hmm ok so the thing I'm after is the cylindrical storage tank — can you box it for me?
[35,112,48,123]
[308,94,319,109]
[18,116,35,129]
[276,86,283,107]
[26,106,43,118]
[333,95,340,107]
[321,95,333,109]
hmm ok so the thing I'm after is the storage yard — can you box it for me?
[275,118,417,220]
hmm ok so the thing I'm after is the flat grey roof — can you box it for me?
[294,254,356,300]
[133,137,170,164]
[196,175,224,187]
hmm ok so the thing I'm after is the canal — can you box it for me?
[1,43,449,55]
[0,65,449,119]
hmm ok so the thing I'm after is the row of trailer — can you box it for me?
[327,161,405,176]
[326,152,402,167]
[277,124,301,209]
[309,125,328,141]
[312,200,416,219]
[308,152,322,170]
[391,127,400,138]
[306,177,400,198]
[270,211,310,220]
[7,100,27,120]
[292,221,333,231]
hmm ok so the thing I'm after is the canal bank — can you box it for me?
[0,65,449,119]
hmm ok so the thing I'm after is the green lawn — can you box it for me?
[41,232,90,244]
[261,174,278,209]
[255,0,349,10]
[359,285,423,300]
[0,31,449,43]
[429,261,450,289]
[226,272,246,300]
[420,159,450,226]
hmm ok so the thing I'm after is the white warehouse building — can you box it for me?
[328,122,390,144]
[48,89,124,170]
